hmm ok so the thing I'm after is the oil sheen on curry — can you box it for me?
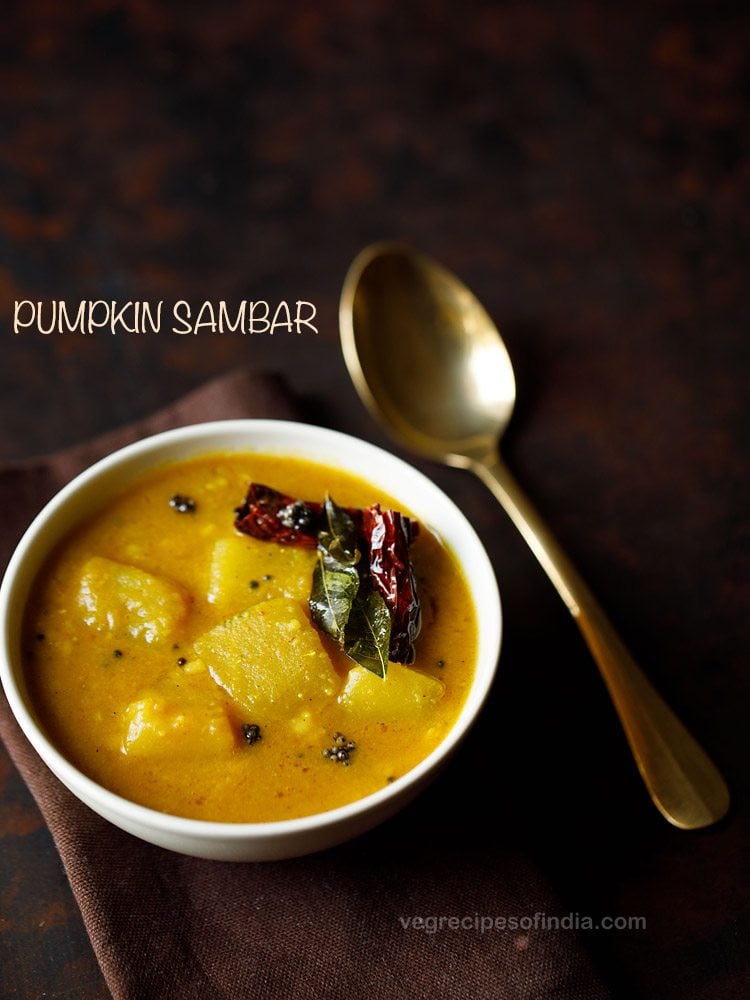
[23,453,478,822]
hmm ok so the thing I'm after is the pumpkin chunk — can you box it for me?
[339,663,445,720]
[194,598,339,716]
[77,556,188,643]
[207,536,314,611]
[121,668,236,757]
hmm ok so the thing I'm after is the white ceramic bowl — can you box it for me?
[0,420,501,861]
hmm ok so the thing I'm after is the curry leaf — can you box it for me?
[319,494,359,567]
[344,588,391,679]
[308,496,361,643]
[308,494,393,678]
[309,550,359,643]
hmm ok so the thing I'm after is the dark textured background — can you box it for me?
[0,1,748,997]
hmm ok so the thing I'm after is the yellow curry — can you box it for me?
[23,453,478,822]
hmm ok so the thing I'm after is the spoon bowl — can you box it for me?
[342,246,515,464]
[341,241,730,831]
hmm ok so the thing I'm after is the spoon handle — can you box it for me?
[473,454,730,830]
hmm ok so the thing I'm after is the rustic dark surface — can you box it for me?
[0,1,748,998]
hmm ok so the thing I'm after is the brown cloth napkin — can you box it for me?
[0,369,611,1000]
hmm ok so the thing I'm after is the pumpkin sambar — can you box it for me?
[23,453,478,821]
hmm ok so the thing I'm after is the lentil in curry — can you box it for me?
[23,452,478,822]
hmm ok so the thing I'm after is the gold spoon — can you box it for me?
[339,241,730,830]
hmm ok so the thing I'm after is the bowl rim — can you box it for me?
[0,418,501,842]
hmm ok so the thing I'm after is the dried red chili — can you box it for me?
[234,484,321,546]
[234,483,373,545]
[362,504,421,663]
